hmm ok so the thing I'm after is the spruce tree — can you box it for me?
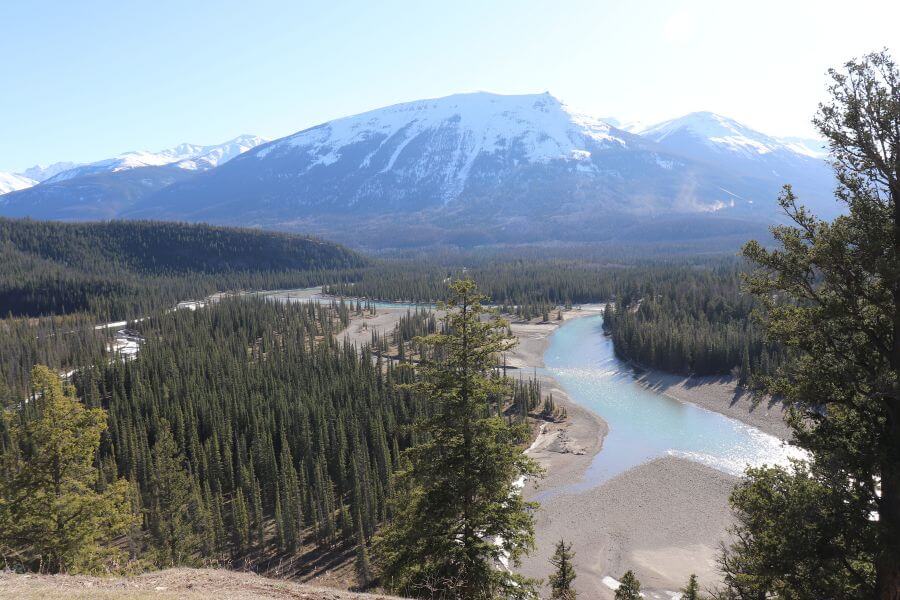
[147,422,202,566]
[0,366,134,573]
[680,574,700,600]
[614,571,641,600]
[376,279,542,599]
[355,525,373,588]
[548,539,577,599]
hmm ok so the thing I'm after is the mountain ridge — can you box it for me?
[0,92,837,248]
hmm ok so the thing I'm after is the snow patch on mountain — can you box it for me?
[18,162,81,183]
[777,136,828,159]
[175,135,267,170]
[601,117,646,133]
[0,172,37,195]
[640,111,814,159]
[43,135,267,183]
[255,92,629,195]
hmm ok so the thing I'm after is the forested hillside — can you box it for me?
[0,219,366,318]
[0,218,775,380]
[1,297,424,574]
[329,257,778,378]
[601,265,784,378]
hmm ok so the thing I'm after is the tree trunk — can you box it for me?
[878,164,900,600]
[876,459,900,598]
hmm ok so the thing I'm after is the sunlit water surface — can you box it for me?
[270,292,799,490]
[541,314,801,492]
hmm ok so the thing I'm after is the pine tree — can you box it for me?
[232,488,250,554]
[733,50,899,598]
[148,422,202,566]
[355,525,373,588]
[0,366,134,573]
[548,539,577,599]
[614,571,641,600]
[376,279,542,599]
[680,574,700,600]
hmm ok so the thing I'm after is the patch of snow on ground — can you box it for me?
[602,576,621,590]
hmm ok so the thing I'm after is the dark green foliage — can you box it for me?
[329,256,779,378]
[355,525,373,588]
[719,464,874,598]
[75,297,423,564]
[724,51,899,598]
[681,574,700,600]
[0,313,107,401]
[0,366,135,573]
[375,280,541,599]
[0,218,366,318]
[601,265,782,377]
[147,422,203,566]
[615,571,641,600]
[548,539,577,599]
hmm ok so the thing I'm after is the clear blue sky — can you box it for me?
[2,0,897,172]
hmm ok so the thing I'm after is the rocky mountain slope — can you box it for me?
[0,171,36,195]
[0,93,836,248]
[0,135,265,218]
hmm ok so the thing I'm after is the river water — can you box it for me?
[543,313,800,491]
[270,290,800,488]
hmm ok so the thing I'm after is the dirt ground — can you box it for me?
[0,568,405,600]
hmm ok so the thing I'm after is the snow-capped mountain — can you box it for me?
[125,92,801,246]
[0,172,37,195]
[1,93,837,248]
[0,135,267,220]
[18,162,81,183]
[639,112,812,158]
[173,135,268,170]
[600,117,645,133]
[43,134,267,183]
[239,92,634,204]
[636,111,836,216]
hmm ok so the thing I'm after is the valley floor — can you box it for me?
[633,371,790,439]
[234,292,790,598]
[503,308,789,599]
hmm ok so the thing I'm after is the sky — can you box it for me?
[1,0,898,172]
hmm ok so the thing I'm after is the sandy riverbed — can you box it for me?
[634,371,791,440]
[502,309,788,599]
[518,457,737,599]
[331,300,783,598]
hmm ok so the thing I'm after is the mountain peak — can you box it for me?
[255,90,623,191]
[640,111,810,159]
[42,135,268,183]
[0,172,37,195]
[641,111,757,141]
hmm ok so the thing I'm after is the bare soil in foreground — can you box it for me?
[0,569,405,600]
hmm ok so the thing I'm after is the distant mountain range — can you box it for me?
[0,93,838,249]
[0,135,266,218]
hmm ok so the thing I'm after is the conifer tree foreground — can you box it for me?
[548,539,577,599]
[680,574,700,600]
[729,50,900,599]
[614,571,641,600]
[376,279,542,599]
[0,366,134,573]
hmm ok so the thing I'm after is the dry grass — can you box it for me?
[0,568,406,600]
